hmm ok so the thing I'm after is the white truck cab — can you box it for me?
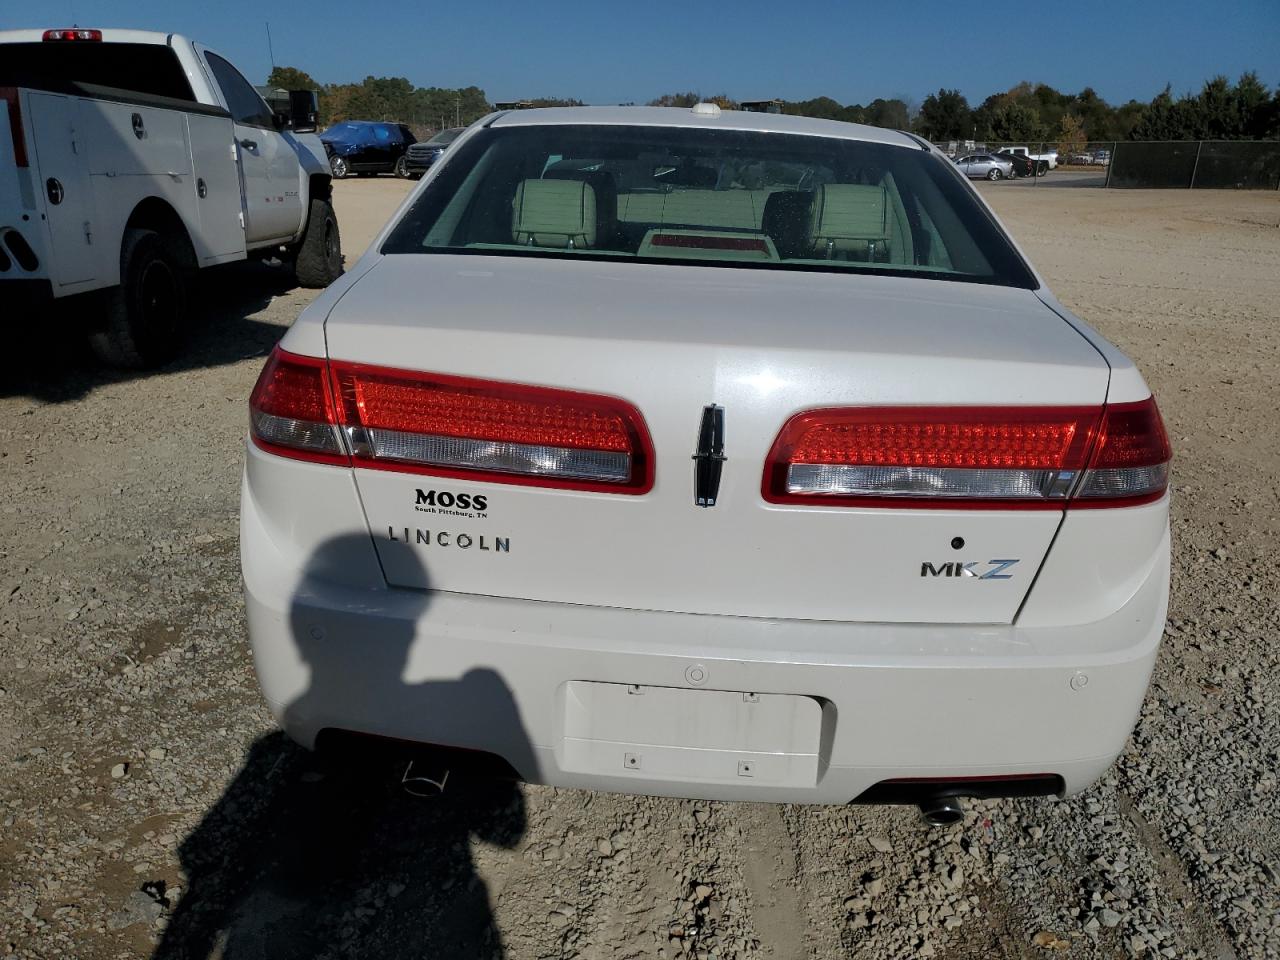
[1001,144,1058,170]
[0,27,343,366]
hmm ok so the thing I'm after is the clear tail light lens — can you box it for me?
[765,399,1170,509]
[249,348,653,493]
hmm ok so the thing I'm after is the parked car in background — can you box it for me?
[320,121,417,178]
[404,126,466,178]
[1093,149,1111,166]
[994,150,1036,178]
[1002,145,1058,170]
[243,105,1171,824]
[955,153,1014,180]
[1,26,341,368]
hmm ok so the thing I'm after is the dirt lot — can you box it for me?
[2,179,1278,960]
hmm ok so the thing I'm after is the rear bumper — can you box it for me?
[242,467,1168,805]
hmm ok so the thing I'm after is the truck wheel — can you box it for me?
[330,156,349,179]
[1036,164,1048,177]
[394,156,410,179]
[293,198,342,288]
[88,228,188,369]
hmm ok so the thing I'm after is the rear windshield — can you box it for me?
[381,124,1037,288]
[0,42,194,101]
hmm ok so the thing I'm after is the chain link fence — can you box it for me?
[928,139,1280,189]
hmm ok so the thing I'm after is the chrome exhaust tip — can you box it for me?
[399,760,450,798]
[919,796,965,827]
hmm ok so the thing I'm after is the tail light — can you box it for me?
[1073,399,1172,507]
[248,349,347,466]
[764,398,1169,509]
[249,347,653,493]
[1,88,27,168]
[42,28,103,41]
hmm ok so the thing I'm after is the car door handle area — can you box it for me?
[239,138,259,151]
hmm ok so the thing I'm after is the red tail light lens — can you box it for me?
[248,349,347,466]
[248,348,652,493]
[765,399,1170,509]
[1,88,27,168]
[42,28,103,41]
[1074,398,1171,506]
[330,359,653,492]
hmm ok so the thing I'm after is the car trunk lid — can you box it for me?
[324,255,1109,624]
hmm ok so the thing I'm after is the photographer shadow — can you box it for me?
[153,534,534,959]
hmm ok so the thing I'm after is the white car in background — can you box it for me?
[242,105,1171,825]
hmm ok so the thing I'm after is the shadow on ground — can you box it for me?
[2,261,298,404]
[152,534,534,960]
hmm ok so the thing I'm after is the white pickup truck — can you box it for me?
[0,27,342,367]
[1001,145,1058,173]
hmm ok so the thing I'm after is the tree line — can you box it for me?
[267,66,578,136]
[267,66,1280,144]
[913,73,1279,147]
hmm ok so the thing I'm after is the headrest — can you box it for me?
[512,179,597,249]
[808,183,892,255]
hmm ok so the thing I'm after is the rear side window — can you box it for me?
[382,124,1036,288]
[204,52,272,127]
[0,42,194,101]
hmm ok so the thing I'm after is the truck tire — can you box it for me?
[88,228,188,369]
[330,156,349,179]
[293,198,343,288]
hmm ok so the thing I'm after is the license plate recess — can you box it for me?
[561,681,823,787]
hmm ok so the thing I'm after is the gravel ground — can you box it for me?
[1,179,1278,959]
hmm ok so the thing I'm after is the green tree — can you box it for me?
[986,101,1045,142]
[915,88,971,140]
[864,98,909,129]
[647,92,702,107]
[266,66,318,91]
[783,97,864,123]
[1056,113,1086,158]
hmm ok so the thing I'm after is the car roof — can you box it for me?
[487,105,921,149]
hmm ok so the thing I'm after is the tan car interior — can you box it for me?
[509,171,917,265]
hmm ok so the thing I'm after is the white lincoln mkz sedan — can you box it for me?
[241,105,1170,824]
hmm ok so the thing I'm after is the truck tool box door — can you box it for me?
[27,92,96,286]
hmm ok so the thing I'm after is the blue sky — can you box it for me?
[6,0,1277,106]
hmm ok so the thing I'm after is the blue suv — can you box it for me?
[320,121,417,178]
